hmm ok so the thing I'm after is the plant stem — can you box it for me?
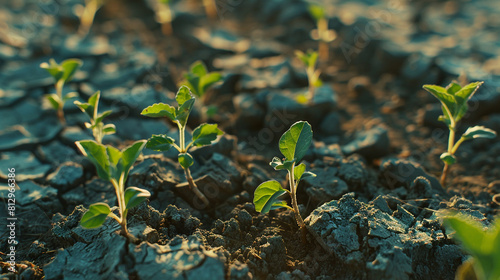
[55,79,66,126]
[112,177,130,238]
[307,69,315,103]
[318,18,329,61]
[289,164,306,230]
[183,166,209,207]
[441,126,456,186]
[158,4,173,36]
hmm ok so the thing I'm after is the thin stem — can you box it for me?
[78,0,100,37]
[183,167,209,207]
[441,126,456,187]
[318,18,329,61]
[179,124,186,152]
[451,136,466,154]
[159,4,173,36]
[55,79,66,125]
[289,164,306,229]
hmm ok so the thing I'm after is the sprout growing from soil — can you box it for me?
[423,81,496,186]
[40,58,83,125]
[443,214,500,280]
[141,86,223,207]
[77,0,106,36]
[75,139,150,241]
[308,4,335,61]
[295,50,322,103]
[254,121,316,229]
[74,91,116,144]
[155,0,174,36]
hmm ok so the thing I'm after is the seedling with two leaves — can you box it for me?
[295,50,322,103]
[423,81,496,186]
[253,121,332,253]
[40,58,83,125]
[74,91,115,144]
[254,121,316,229]
[181,60,222,118]
[308,4,335,61]
[443,214,500,280]
[76,139,150,241]
[141,86,223,207]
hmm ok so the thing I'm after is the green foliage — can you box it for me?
[423,82,496,185]
[141,86,224,206]
[40,58,83,117]
[295,50,322,101]
[254,121,316,216]
[181,61,222,98]
[75,140,150,230]
[40,58,82,84]
[444,215,500,280]
[74,91,115,143]
[279,121,313,164]
[80,203,111,228]
[253,180,290,213]
[308,4,326,22]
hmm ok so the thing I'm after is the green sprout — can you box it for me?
[295,50,322,103]
[443,214,500,280]
[74,91,116,144]
[78,0,106,36]
[141,86,223,207]
[155,0,174,36]
[76,139,150,241]
[253,121,316,230]
[181,60,222,101]
[40,58,83,125]
[423,81,496,186]
[308,4,335,61]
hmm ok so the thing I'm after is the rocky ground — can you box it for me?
[0,0,499,279]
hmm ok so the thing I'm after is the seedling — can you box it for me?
[443,214,500,280]
[78,0,106,36]
[295,50,322,103]
[155,0,174,36]
[308,4,335,61]
[74,91,116,144]
[40,58,83,125]
[181,60,222,102]
[76,139,150,241]
[253,121,316,230]
[423,81,496,186]
[141,86,223,207]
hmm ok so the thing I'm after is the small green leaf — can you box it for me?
[178,153,194,169]
[176,85,194,107]
[40,59,63,81]
[454,82,483,103]
[270,157,285,170]
[102,124,116,135]
[120,140,147,180]
[200,72,222,95]
[175,98,195,127]
[462,126,496,140]
[95,110,112,125]
[279,121,313,163]
[80,203,111,228]
[88,91,100,109]
[141,103,176,120]
[146,134,175,151]
[295,50,318,69]
[190,61,208,77]
[191,123,223,147]
[308,4,325,22]
[60,59,83,83]
[124,187,151,209]
[74,101,92,117]
[46,94,61,110]
[446,82,462,95]
[254,180,288,214]
[423,85,457,120]
[440,152,456,165]
[75,140,110,180]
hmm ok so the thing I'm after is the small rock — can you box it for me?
[342,125,390,159]
[47,162,84,192]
